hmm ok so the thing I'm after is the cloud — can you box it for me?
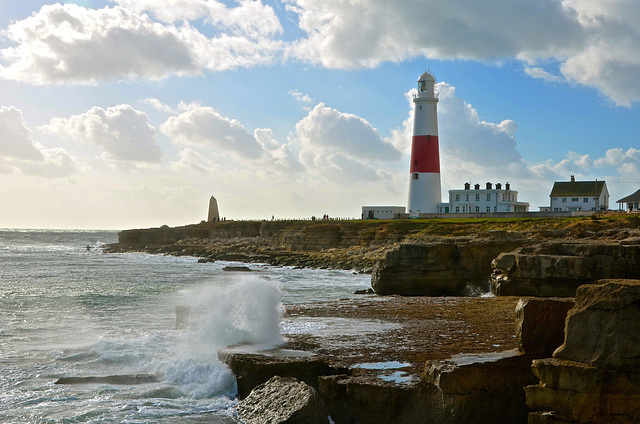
[295,102,401,161]
[0,106,81,177]
[525,66,563,82]
[142,98,176,114]
[0,4,198,84]
[112,0,282,38]
[437,82,523,168]
[160,105,265,159]
[594,147,640,180]
[0,3,282,85]
[41,104,161,162]
[19,148,82,178]
[286,0,582,68]
[284,0,640,106]
[0,106,44,161]
[289,89,314,105]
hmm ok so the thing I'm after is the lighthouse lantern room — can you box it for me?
[407,71,442,216]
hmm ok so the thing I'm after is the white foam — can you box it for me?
[181,275,285,352]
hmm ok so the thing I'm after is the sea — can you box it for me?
[0,229,371,423]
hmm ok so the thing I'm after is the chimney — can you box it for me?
[505,182,510,190]
[464,182,470,190]
[496,183,502,190]
[486,182,492,190]
[570,175,575,182]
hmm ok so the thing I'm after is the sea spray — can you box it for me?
[182,275,285,350]
[160,275,285,398]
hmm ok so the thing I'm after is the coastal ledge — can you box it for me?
[107,215,640,282]
[220,280,640,424]
[220,295,527,423]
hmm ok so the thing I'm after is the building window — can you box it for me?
[562,198,567,203]
[571,198,578,202]
[475,194,480,201]
[475,206,480,212]
[455,194,460,201]
[412,173,418,180]
[486,194,491,201]
[486,206,491,212]
[466,194,469,201]
[494,206,497,212]
[455,206,460,212]
[583,198,589,203]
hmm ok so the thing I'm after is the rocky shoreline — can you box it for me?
[107,215,640,423]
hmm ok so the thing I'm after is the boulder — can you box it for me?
[491,241,640,297]
[236,376,329,424]
[222,265,252,272]
[514,298,574,358]
[553,279,640,372]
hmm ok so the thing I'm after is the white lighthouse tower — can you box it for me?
[408,71,441,216]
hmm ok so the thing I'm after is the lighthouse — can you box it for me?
[408,71,441,216]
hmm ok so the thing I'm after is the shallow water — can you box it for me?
[0,229,371,423]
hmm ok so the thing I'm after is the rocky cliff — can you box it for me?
[109,215,640,295]
[491,239,640,296]
[371,230,527,295]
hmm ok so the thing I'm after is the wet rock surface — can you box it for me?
[221,296,522,423]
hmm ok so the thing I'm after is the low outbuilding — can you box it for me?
[616,188,640,212]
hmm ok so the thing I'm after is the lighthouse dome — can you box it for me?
[418,71,436,82]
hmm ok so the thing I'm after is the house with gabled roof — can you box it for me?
[549,175,609,212]
[616,189,640,212]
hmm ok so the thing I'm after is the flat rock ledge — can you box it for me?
[220,296,534,424]
[221,282,640,423]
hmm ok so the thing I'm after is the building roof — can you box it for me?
[549,180,607,197]
[616,188,640,203]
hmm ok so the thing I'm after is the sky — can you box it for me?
[0,0,639,229]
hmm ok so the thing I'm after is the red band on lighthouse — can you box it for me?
[409,135,440,173]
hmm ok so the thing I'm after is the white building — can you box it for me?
[549,176,609,211]
[438,182,530,214]
[362,206,406,220]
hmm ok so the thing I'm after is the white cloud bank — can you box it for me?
[0,3,280,85]
[41,104,161,163]
[1,1,639,105]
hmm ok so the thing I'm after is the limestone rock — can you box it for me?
[526,280,640,423]
[217,347,342,399]
[553,279,640,372]
[372,234,525,296]
[423,349,537,423]
[526,358,640,423]
[236,376,329,424]
[491,241,640,297]
[424,349,536,394]
[515,298,574,358]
